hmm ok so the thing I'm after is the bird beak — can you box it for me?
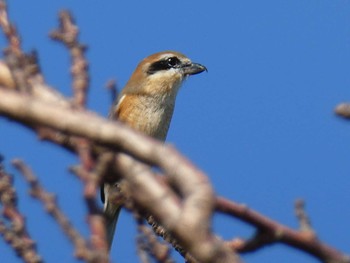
[181,62,207,76]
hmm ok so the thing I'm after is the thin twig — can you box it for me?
[69,165,110,260]
[0,0,35,92]
[0,160,42,263]
[50,10,89,108]
[0,0,21,55]
[105,79,118,105]
[295,199,315,235]
[136,213,173,263]
[11,159,101,262]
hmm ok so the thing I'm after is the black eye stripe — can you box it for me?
[147,56,181,74]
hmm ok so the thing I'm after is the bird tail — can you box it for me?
[103,183,122,250]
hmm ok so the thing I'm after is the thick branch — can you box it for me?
[0,89,239,262]
[114,155,238,263]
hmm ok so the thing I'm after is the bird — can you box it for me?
[102,50,207,249]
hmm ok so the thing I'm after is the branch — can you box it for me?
[136,216,173,263]
[50,10,89,108]
[335,103,350,119]
[0,1,20,55]
[216,197,350,263]
[70,162,110,255]
[12,159,109,263]
[0,160,42,263]
[0,88,239,262]
[115,154,236,262]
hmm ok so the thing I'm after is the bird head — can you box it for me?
[122,51,207,97]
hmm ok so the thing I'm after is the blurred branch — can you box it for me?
[0,89,239,262]
[136,215,173,263]
[105,79,118,105]
[12,159,109,263]
[216,197,350,263]
[113,153,236,263]
[0,0,79,153]
[294,199,314,234]
[70,161,110,255]
[0,0,33,93]
[146,215,199,263]
[335,103,350,119]
[0,0,21,54]
[50,10,89,108]
[0,160,42,263]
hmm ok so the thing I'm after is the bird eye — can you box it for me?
[147,56,181,74]
[167,57,180,67]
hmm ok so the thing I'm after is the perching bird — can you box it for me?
[102,51,207,249]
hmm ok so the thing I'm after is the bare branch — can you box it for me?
[105,79,118,105]
[0,0,21,55]
[0,1,43,96]
[50,10,89,108]
[136,217,173,263]
[335,103,350,119]
[113,155,239,263]
[0,161,42,263]
[295,199,315,235]
[216,197,350,263]
[0,87,237,261]
[11,159,107,263]
[70,165,109,256]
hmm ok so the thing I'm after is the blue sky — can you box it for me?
[1,1,350,262]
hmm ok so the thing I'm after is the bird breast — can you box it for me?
[115,93,177,141]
